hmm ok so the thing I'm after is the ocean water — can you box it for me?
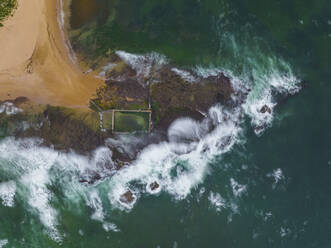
[1,0,331,247]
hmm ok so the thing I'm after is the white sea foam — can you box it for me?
[0,181,16,207]
[101,72,247,209]
[107,104,242,209]
[208,192,226,212]
[21,169,62,243]
[196,187,206,203]
[115,48,299,139]
[85,189,119,232]
[0,102,23,115]
[267,168,285,190]
[116,51,168,77]
[244,88,276,135]
[267,168,284,184]
[230,178,247,197]
[194,66,223,78]
[0,138,115,241]
[280,226,291,238]
[87,190,105,222]
[102,222,120,232]
[99,62,116,78]
[171,68,196,82]
[243,58,300,134]
[0,45,301,218]
[57,0,77,64]
[0,240,8,248]
[264,212,273,221]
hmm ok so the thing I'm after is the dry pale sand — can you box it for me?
[0,0,104,109]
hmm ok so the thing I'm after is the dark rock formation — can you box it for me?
[150,67,233,129]
[260,105,272,114]
[92,58,235,131]
[19,106,106,153]
[120,190,135,204]
[0,100,107,154]
[92,79,149,110]
[149,181,160,191]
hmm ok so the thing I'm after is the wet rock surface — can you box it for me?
[92,54,236,131]
[19,106,106,153]
[0,100,107,154]
[150,67,234,129]
[92,79,149,110]
[260,105,272,114]
[120,190,135,204]
[0,53,249,187]
[149,181,160,191]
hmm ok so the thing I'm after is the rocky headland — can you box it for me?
[0,0,277,202]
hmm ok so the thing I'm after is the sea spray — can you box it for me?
[21,168,62,242]
[0,102,23,115]
[116,51,168,78]
[0,181,16,207]
[86,189,119,232]
[107,103,243,209]
[208,192,226,212]
[0,47,301,240]
[0,138,115,241]
[101,49,300,209]
[0,240,8,248]
[57,0,77,64]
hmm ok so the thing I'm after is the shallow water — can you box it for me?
[1,0,331,247]
[70,0,111,29]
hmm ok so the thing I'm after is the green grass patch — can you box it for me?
[114,111,149,133]
[0,0,17,24]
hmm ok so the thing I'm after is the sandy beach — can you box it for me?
[0,0,104,108]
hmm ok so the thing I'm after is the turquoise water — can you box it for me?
[1,0,331,247]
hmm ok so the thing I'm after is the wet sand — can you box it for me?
[0,0,104,109]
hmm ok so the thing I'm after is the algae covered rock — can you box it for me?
[150,67,234,128]
[0,98,106,154]
[91,55,235,130]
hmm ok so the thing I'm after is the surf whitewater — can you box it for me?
[0,47,300,242]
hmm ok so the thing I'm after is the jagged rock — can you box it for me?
[1,101,106,154]
[120,190,135,204]
[92,79,149,110]
[260,105,272,114]
[150,69,234,129]
[79,172,101,185]
[91,57,238,131]
[149,181,160,191]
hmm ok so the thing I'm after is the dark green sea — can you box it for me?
[1,0,331,247]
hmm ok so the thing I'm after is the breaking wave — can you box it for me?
[0,138,115,242]
[0,18,301,241]
[0,240,8,248]
[0,42,301,239]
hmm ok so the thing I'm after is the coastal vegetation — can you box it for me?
[0,0,17,26]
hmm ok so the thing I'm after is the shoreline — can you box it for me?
[57,0,77,66]
[0,0,104,109]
